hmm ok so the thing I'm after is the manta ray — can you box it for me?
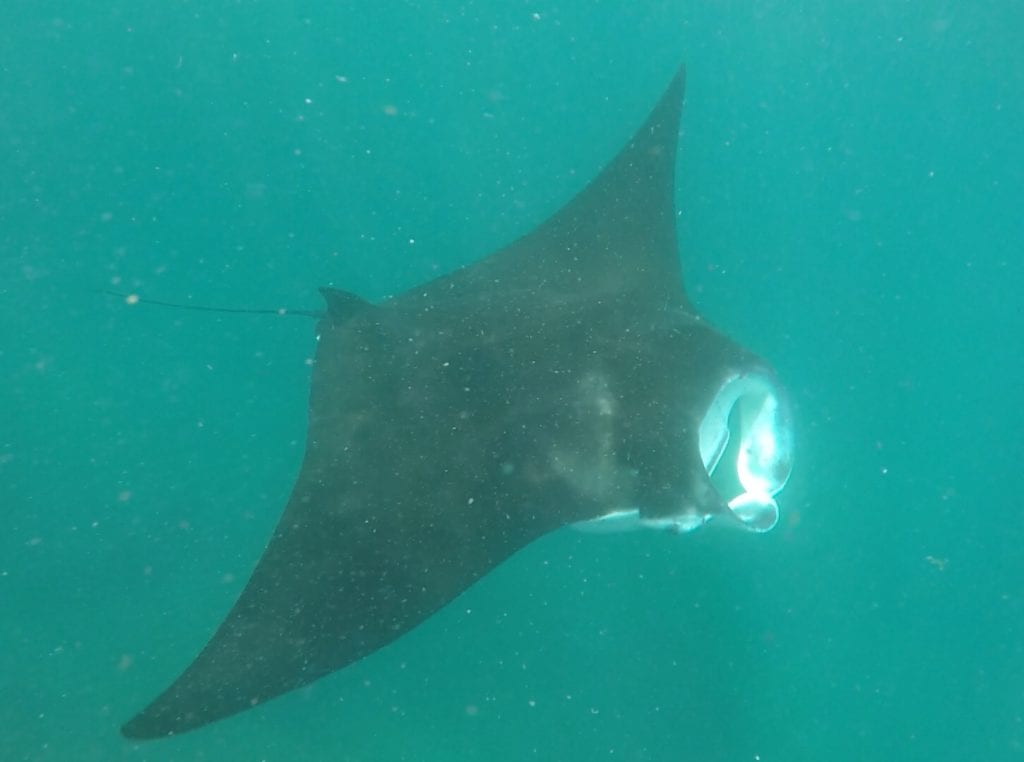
[121,67,793,740]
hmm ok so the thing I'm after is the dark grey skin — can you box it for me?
[122,68,785,739]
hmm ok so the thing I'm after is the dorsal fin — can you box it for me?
[411,67,688,309]
[319,287,374,322]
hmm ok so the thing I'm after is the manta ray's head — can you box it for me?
[572,318,794,538]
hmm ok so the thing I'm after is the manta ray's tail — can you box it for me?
[97,289,323,319]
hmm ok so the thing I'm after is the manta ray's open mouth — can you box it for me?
[698,371,793,533]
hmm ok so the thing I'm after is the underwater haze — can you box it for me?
[2,1,1022,760]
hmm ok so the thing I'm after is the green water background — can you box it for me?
[2,2,1021,760]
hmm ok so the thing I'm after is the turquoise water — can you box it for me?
[2,2,1022,760]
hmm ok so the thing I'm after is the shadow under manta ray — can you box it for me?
[121,66,794,740]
